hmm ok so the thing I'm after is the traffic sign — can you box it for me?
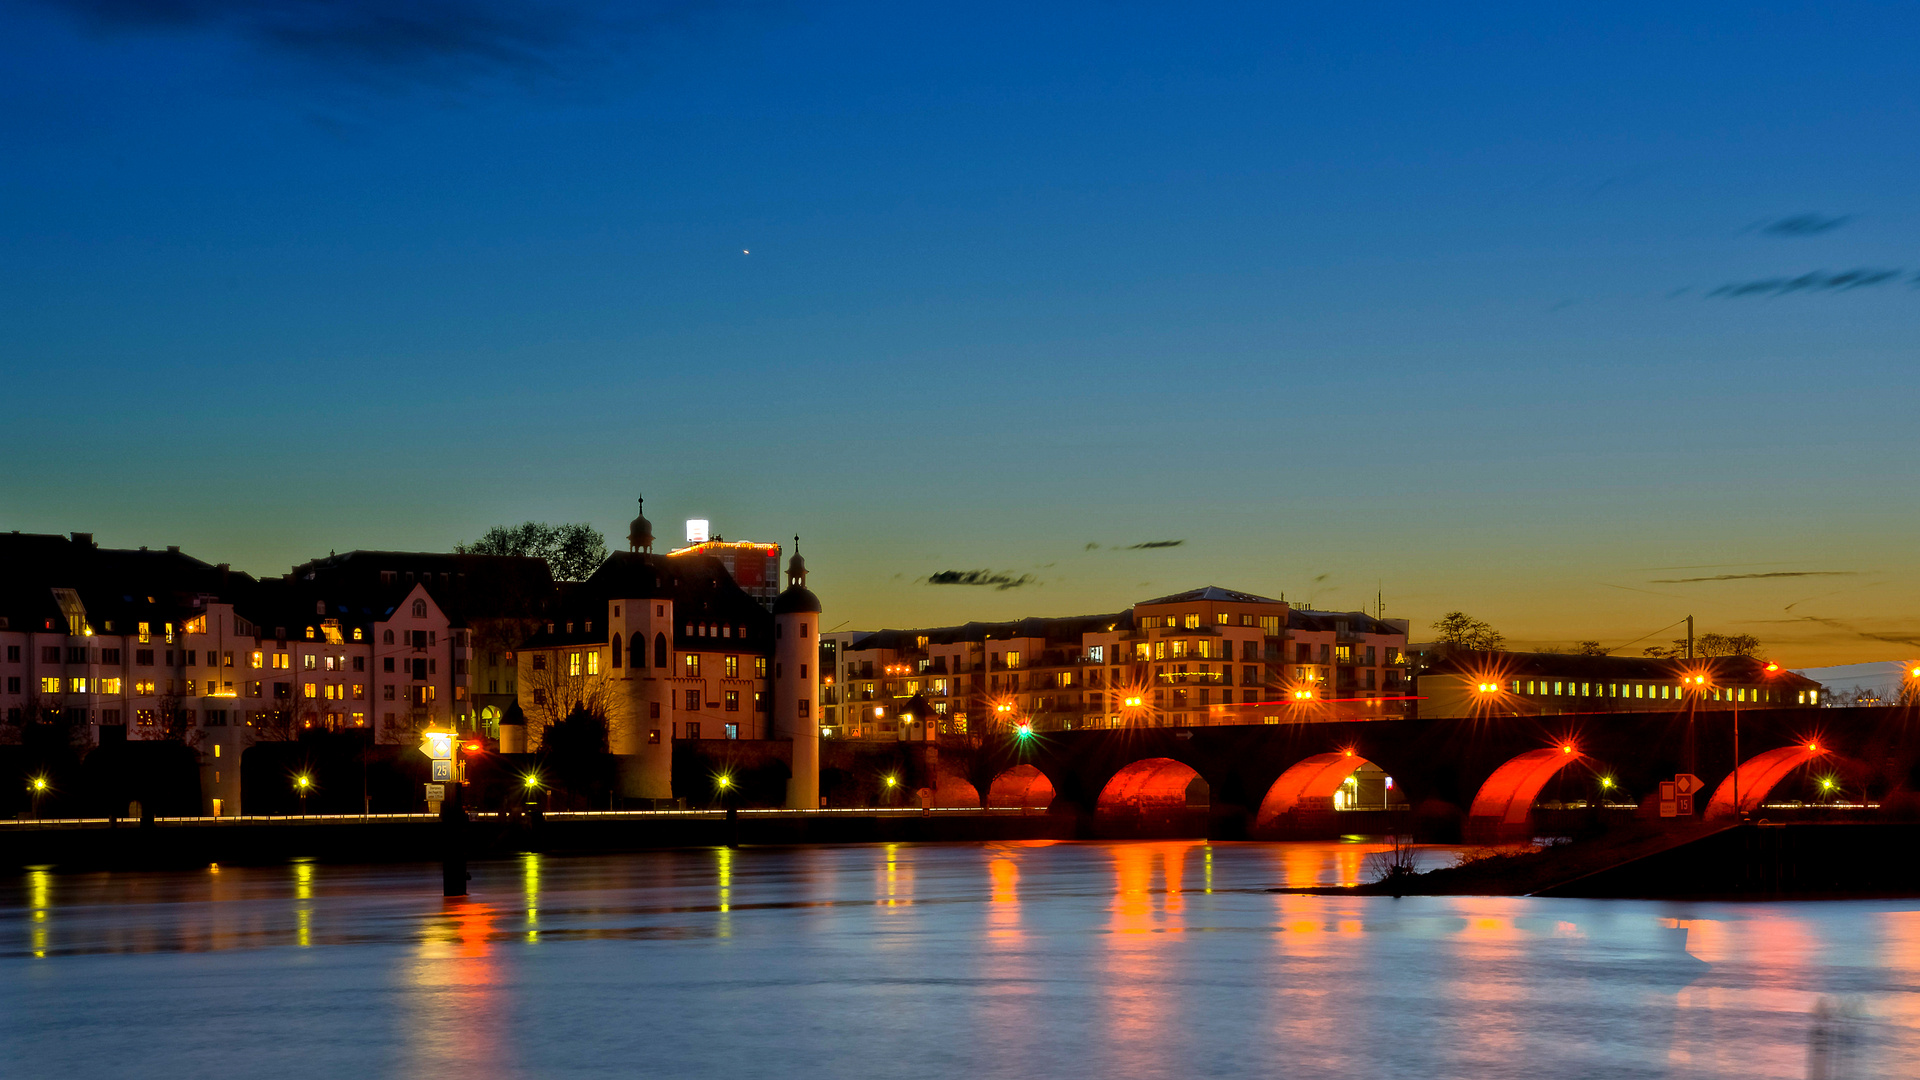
[431,759,453,782]
[425,783,445,801]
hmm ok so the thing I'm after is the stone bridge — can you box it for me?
[911,705,1920,842]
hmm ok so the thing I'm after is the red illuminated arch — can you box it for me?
[1466,746,1585,842]
[1704,744,1826,819]
[1093,758,1208,838]
[934,773,982,808]
[1253,752,1373,832]
[986,764,1056,809]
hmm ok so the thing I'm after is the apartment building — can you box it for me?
[823,586,1412,738]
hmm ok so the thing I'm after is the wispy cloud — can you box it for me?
[1757,213,1853,237]
[1651,571,1858,584]
[925,570,1035,590]
[1124,540,1185,550]
[37,0,742,91]
[1705,268,1908,298]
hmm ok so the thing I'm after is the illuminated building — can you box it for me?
[666,530,782,609]
[509,501,820,802]
[821,586,1412,739]
[0,532,544,814]
[1415,650,1821,718]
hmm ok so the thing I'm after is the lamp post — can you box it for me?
[29,775,48,819]
[294,773,312,815]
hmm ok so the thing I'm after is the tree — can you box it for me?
[457,522,607,581]
[147,693,203,746]
[1430,612,1504,652]
[1643,632,1762,660]
[1573,641,1609,656]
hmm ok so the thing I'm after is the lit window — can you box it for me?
[251,651,263,669]
[1183,614,1200,629]
[68,677,87,693]
[1006,652,1021,669]
[568,653,582,677]
[101,678,122,694]
[138,622,151,644]
[725,655,739,678]
[586,651,600,676]
[684,654,701,678]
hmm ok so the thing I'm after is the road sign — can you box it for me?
[431,759,453,782]
[425,783,445,801]
[1659,781,1677,818]
[1673,773,1702,796]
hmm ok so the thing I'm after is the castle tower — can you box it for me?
[772,538,821,809]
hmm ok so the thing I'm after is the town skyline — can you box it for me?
[5,508,1903,668]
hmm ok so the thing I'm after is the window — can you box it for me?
[100,677,122,694]
[1171,640,1189,659]
[684,654,701,678]
[725,723,739,740]
[684,689,700,710]
[1183,613,1200,629]
[137,621,151,644]
[1005,651,1021,669]
[798,699,811,718]
[383,685,396,700]
[724,690,739,712]
[413,599,427,618]
[685,721,701,740]
[655,634,668,668]
[61,677,83,693]
[303,654,317,671]
[532,654,547,670]
[611,636,622,668]
[352,656,364,672]
[649,728,661,743]
[754,691,767,712]
[5,677,16,694]
[273,652,290,669]
[568,653,582,677]
[586,652,600,676]
[725,655,739,678]
[4,646,16,663]
[383,630,395,645]
[755,657,767,679]
[250,651,263,669]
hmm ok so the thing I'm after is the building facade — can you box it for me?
[822,586,1412,739]
[1415,649,1822,718]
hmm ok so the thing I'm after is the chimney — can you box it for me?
[71,532,93,548]
[167,545,180,554]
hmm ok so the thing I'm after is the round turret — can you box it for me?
[628,496,654,553]
[773,540,821,613]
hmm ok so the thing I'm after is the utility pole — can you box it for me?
[1686,615,1694,661]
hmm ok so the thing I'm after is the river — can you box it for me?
[2,840,1914,1079]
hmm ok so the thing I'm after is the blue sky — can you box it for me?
[3,2,1916,661]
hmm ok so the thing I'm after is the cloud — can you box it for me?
[1084,542,1100,551]
[36,0,734,90]
[1650,571,1858,584]
[1760,214,1852,237]
[1705,268,1907,298]
[925,570,1035,591]
[1123,540,1185,550]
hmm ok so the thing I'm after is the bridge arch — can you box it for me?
[933,772,983,808]
[986,764,1056,810]
[1466,745,1585,843]
[1705,743,1826,820]
[1254,751,1376,834]
[1094,757,1209,838]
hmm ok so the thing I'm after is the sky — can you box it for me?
[2,1,1917,664]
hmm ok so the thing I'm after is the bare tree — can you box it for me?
[1643,632,1762,660]
[1431,612,1505,652]
[457,522,608,582]
[519,659,614,749]
[1573,640,1609,656]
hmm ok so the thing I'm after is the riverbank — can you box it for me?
[1277,820,1920,899]
[0,808,1074,870]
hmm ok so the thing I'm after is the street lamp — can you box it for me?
[294,773,313,815]
[28,775,48,819]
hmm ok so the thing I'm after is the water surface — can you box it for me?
[2,841,1912,1079]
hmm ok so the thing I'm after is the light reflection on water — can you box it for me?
[2,841,1915,1079]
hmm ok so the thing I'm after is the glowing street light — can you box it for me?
[294,773,313,815]
[1015,722,1033,740]
[28,774,48,819]
[715,774,734,791]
